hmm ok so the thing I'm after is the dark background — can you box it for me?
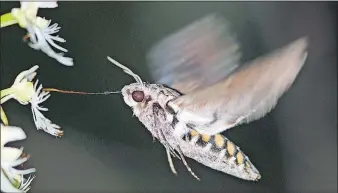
[1,2,337,193]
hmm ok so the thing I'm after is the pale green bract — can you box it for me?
[0,13,18,28]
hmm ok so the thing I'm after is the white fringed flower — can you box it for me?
[1,124,36,192]
[10,1,73,66]
[1,65,63,137]
[30,80,62,136]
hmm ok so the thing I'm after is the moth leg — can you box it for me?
[157,127,181,159]
[153,118,180,159]
[177,146,200,181]
[166,149,177,175]
[173,121,190,140]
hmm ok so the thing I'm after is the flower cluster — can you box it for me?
[1,124,36,192]
[1,1,73,66]
[1,1,69,192]
[1,65,63,192]
[1,65,63,137]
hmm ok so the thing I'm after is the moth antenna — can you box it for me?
[166,149,178,175]
[107,56,144,85]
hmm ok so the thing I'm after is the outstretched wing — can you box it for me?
[168,37,308,135]
[147,14,241,94]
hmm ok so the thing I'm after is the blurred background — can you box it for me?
[1,2,337,193]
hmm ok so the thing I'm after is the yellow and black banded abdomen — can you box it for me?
[186,129,260,180]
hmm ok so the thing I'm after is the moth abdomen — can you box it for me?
[184,129,261,180]
[186,130,230,154]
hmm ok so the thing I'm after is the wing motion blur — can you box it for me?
[147,14,308,135]
[169,38,308,135]
[147,14,241,94]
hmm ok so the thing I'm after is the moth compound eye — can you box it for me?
[132,90,144,102]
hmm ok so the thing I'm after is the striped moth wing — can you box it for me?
[147,14,308,135]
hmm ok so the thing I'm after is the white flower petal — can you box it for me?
[27,25,73,66]
[20,174,35,192]
[1,147,23,162]
[17,1,72,66]
[42,22,61,34]
[31,106,38,124]
[20,2,33,10]
[35,2,58,9]
[7,157,30,168]
[26,26,38,44]
[35,17,50,29]
[13,65,39,86]
[21,1,58,10]
[11,167,36,176]
[48,35,66,43]
[54,55,74,66]
[39,93,51,103]
[25,72,37,82]
[27,42,40,50]
[29,82,63,136]
[37,107,48,112]
[28,27,46,50]
[44,34,68,52]
[1,124,35,193]
[19,2,39,20]
[1,125,26,147]
[36,86,43,97]
[33,79,38,89]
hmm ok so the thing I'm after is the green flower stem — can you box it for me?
[1,88,14,101]
[1,13,18,28]
[1,106,9,125]
[1,88,14,125]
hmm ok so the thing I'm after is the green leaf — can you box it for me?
[1,12,18,28]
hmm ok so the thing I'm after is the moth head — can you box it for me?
[107,56,172,115]
[106,56,146,105]
[121,83,158,117]
[121,83,147,107]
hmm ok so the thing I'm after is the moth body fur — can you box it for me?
[120,82,260,181]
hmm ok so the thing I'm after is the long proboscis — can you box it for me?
[107,56,144,85]
[42,56,142,95]
[43,88,120,95]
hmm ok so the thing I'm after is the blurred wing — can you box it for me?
[147,14,241,94]
[169,37,308,135]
